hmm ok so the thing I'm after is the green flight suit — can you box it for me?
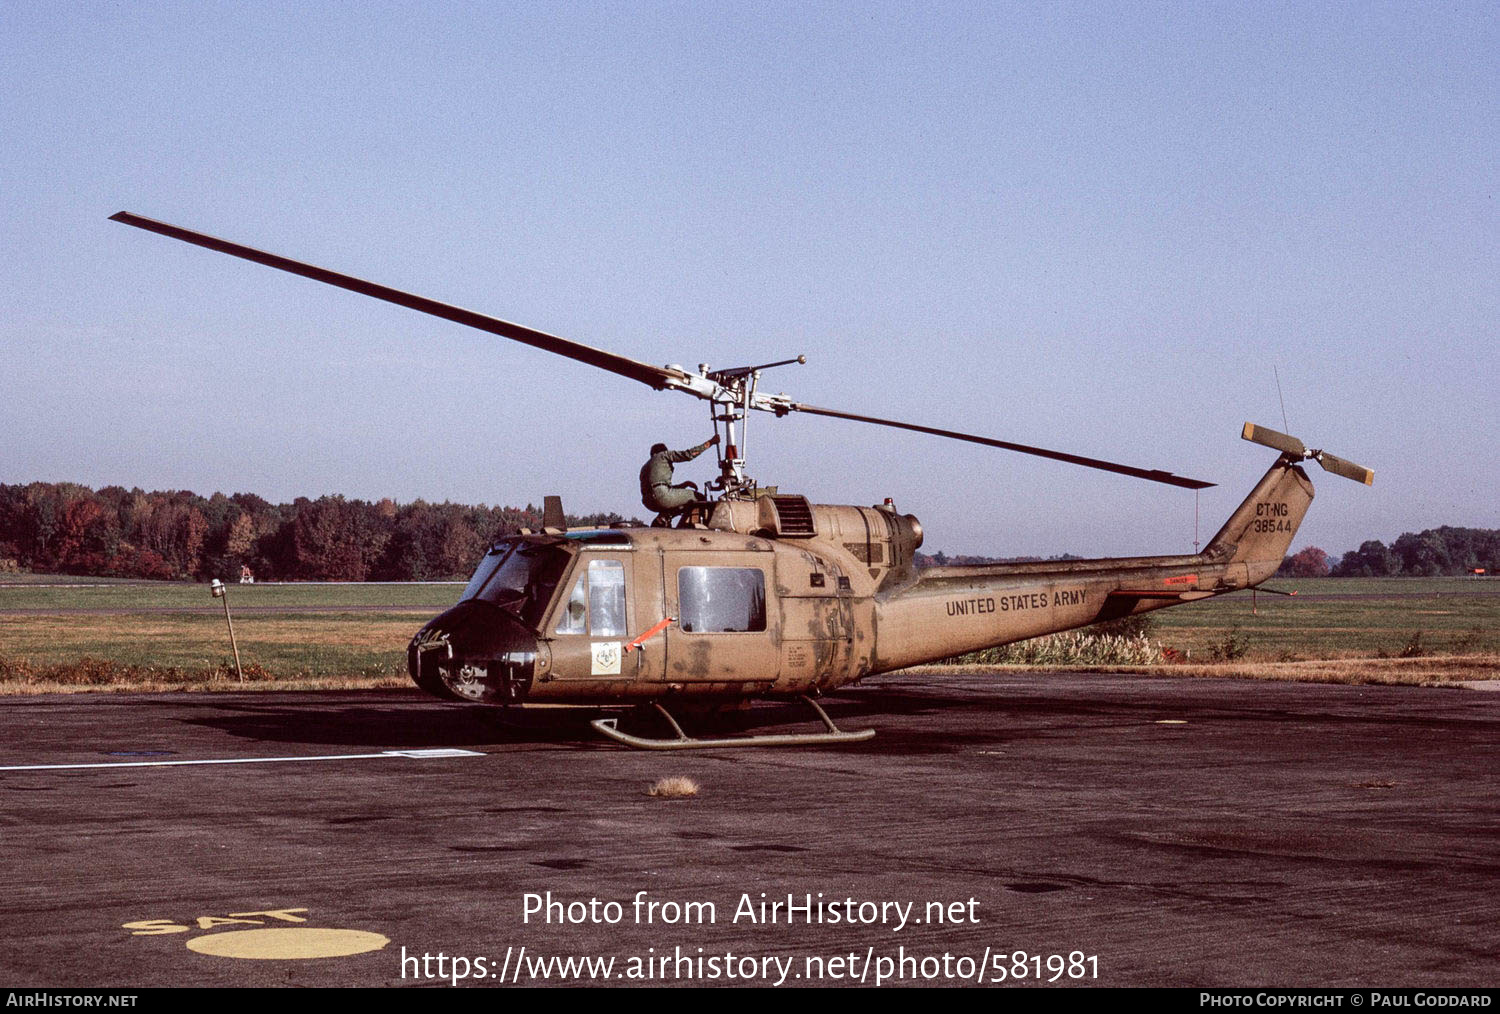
[639,438,715,519]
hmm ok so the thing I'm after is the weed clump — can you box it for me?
[647,777,700,799]
[1209,627,1250,662]
[952,632,1162,666]
[1454,627,1484,654]
[1086,614,1156,639]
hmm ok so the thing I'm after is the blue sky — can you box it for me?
[2,2,1495,557]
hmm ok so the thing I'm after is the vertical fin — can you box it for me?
[1203,458,1315,584]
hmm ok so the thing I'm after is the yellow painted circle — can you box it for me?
[185,927,389,960]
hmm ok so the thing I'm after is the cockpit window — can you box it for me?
[555,573,588,634]
[461,546,510,602]
[460,540,572,628]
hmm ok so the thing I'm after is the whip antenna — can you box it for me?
[1273,365,1290,434]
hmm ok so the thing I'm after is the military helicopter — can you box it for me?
[110,212,1374,749]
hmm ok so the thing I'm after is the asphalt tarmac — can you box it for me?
[0,671,1494,988]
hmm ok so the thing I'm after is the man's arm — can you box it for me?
[667,434,720,463]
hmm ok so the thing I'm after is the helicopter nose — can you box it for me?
[408,601,539,704]
[443,648,538,704]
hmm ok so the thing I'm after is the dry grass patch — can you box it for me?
[0,653,408,693]
[912,653,1500,687]
[647,776,700,799]
[0,675,410,695]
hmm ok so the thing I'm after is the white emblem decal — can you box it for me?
[591,641,622,675]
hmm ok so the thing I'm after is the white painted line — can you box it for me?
[0,748,486,772]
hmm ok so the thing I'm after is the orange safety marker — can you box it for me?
[624,616,675,653]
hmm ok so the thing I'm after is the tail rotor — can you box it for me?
[1241,423,1374,486]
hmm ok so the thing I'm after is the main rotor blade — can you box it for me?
[109,212,684,391]
[786,403,1215,489]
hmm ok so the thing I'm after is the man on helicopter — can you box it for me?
[640,434,719,527]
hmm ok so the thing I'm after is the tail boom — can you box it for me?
[864,456,1315,673]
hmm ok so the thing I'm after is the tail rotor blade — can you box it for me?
[1315,451,1375,486]
[1241,422,1306,457]
[1243,422,1373,486]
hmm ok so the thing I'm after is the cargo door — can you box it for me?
[661,552,779,686]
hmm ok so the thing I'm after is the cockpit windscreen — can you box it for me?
[461,540,572,628]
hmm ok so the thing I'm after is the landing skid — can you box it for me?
[591,696,875,750]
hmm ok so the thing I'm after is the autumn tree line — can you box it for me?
[1,481,1493,583]
[0,482,623,582]
[920,529,1500,579]
[1277,527,1500,578]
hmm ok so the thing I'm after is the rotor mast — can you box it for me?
[687,356,807,499]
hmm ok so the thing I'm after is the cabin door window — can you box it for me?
[677,566,766,633]
[555,558,628,637]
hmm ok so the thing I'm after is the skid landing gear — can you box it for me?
[591,696,875,750]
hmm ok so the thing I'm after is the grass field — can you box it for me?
[1138,577,1500,660]
[0,576,1496,692]
[0,579,461,691]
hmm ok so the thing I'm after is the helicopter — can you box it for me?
[110,211,1374,749]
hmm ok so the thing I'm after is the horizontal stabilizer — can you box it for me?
[1108,588,1215,601]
